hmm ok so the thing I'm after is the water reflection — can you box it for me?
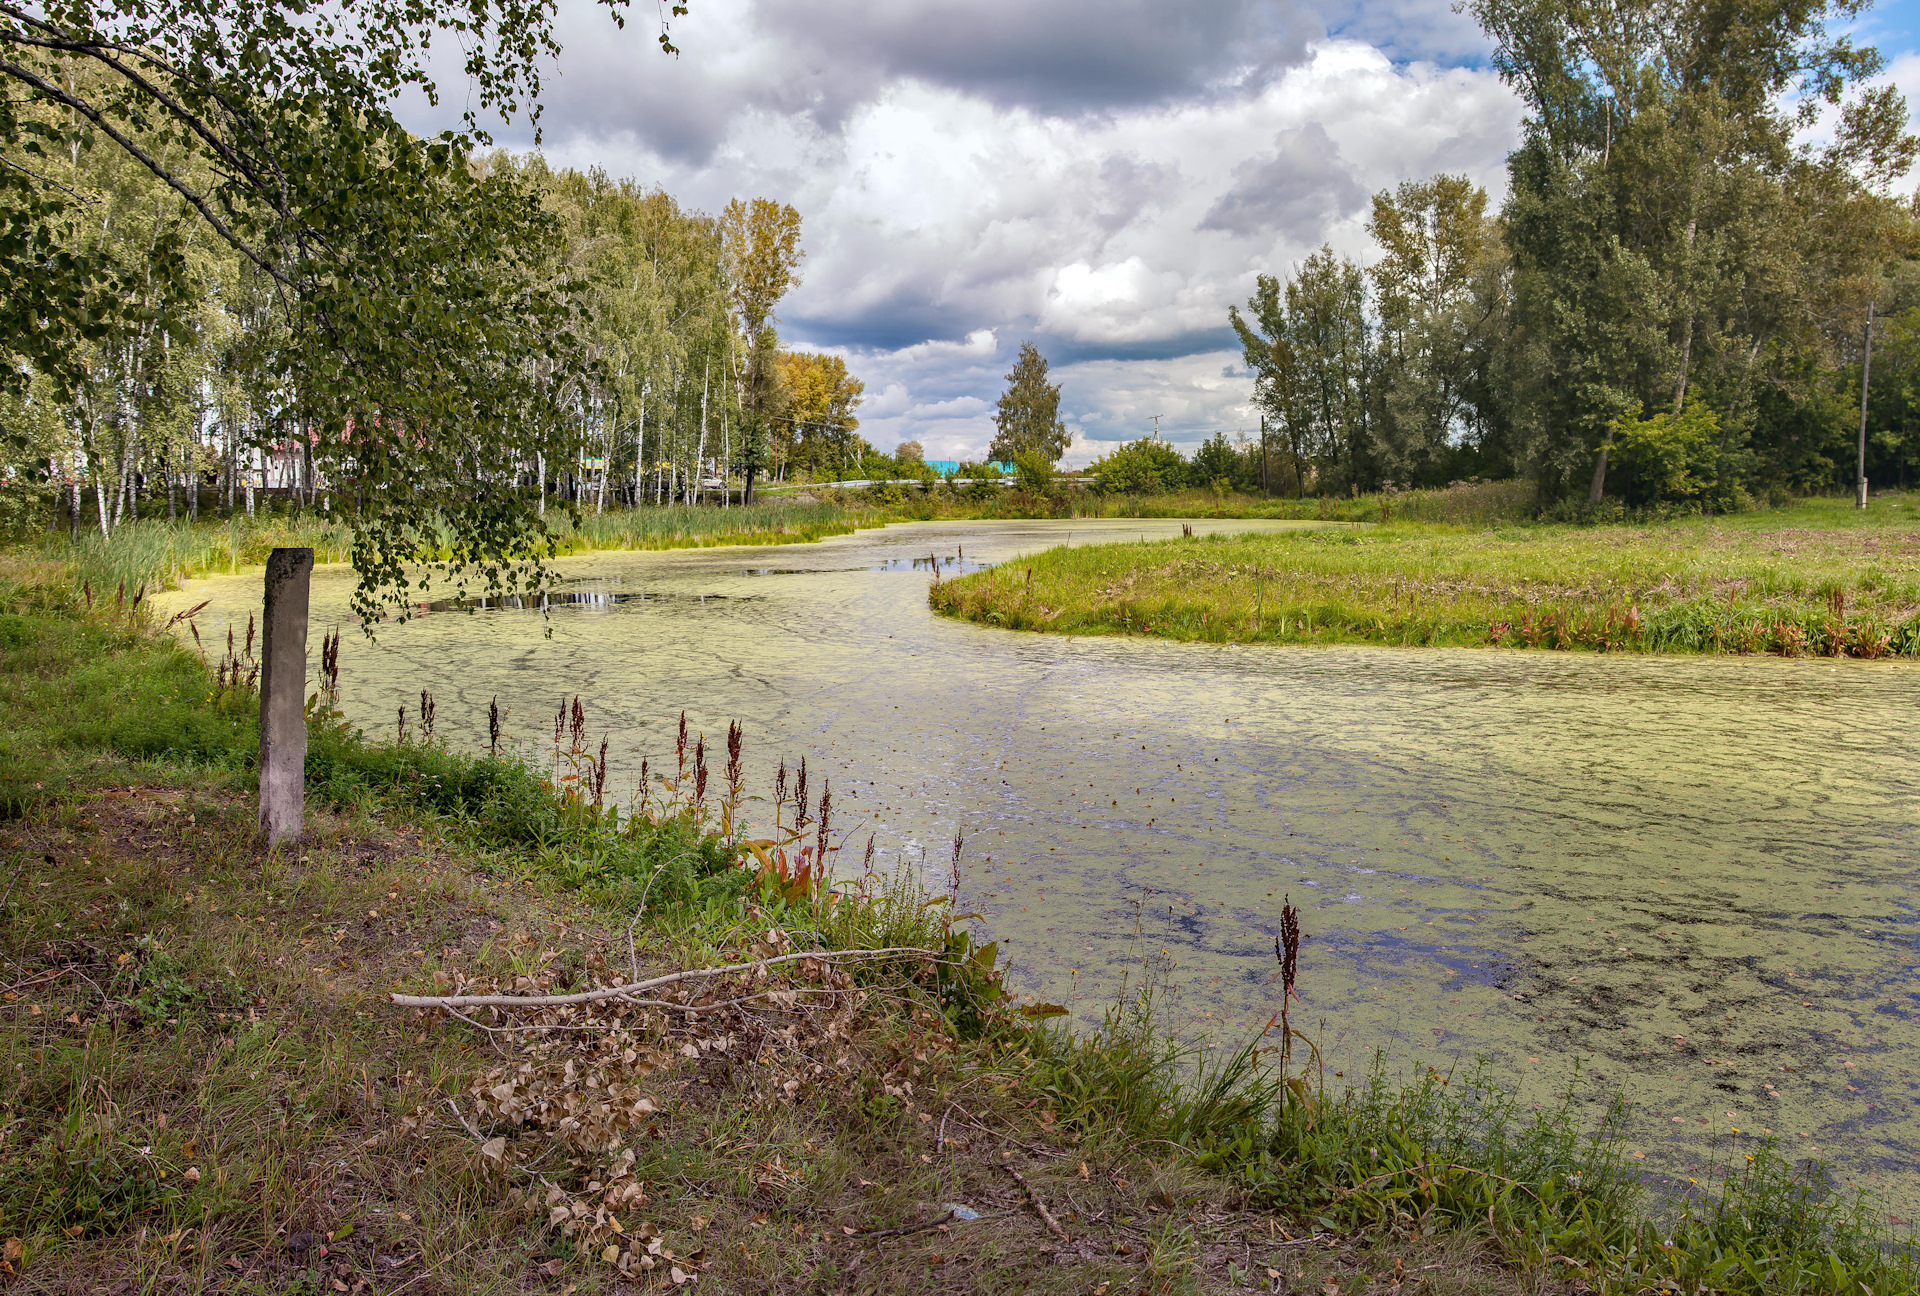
[159,516,1920,1212]
[417,588,759,613]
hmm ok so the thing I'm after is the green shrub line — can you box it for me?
[5,568,1918,1290]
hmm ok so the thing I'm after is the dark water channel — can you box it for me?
[161,517,1920,1214]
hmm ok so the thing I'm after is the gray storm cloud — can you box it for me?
[1197,124,1368,239]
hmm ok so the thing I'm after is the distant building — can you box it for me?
[922,460,1014,477]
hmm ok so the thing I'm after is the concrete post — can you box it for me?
[259,547,314,844]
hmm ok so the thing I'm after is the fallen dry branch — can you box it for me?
[388,946,946,1011]
[1005,1166,1070,1244]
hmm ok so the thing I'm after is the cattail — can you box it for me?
[1278,894,1303,1073]
[83,580,92,610]
[1279,898,1301,1001]
[245,613,255,661]
[397,704,407,742]
[815,779,832,863]
[693,736,708,810]
[321,629,341,702]
[488,697,501,751]
[793,757,810,831]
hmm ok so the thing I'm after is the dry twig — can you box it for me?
[388,946,945,1011]
[1005,1166,1070,1244]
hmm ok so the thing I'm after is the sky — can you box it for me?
[410,0,1920,465]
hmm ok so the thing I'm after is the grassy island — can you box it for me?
[931,495,1920,658]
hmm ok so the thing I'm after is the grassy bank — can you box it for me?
[932,494,1920,657]
[32,500,880,604]
[23,478,1556,606]
[1,570,1913,1292]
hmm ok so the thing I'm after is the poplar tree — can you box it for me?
[721,197,803,502]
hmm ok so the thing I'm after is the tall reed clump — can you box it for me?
[1017,897,1920,1294]
[550,500,875,555]
[37,516,356,595]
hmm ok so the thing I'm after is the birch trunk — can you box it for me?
[694,362,709,507]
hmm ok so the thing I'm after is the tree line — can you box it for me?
[1227,0,1920,509]
[0,133,878,537]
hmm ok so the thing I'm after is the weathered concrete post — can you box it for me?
[259,547,314,844]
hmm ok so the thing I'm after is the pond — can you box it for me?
[160,516,1920,1214]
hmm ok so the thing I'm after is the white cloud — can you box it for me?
[419,0,1532,460]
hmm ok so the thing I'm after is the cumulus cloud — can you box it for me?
[1198,123,1367,238]
[408,0,1537,460]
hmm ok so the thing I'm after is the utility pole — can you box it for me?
[1858,298,1874,509]
[1149,414,1164,441]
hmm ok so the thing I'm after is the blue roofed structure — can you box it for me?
[921,460,1014,477]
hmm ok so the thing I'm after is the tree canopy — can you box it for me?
[1230,0,1918,508]
[1,0,688,620]
[989,341,1070,466]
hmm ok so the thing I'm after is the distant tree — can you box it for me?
[1010,450,1055,493]
[1367,176,1502,484]
[989,341,1070,464]
[894,440,924,463]
[776,351,865,477]
[1190,432,1239,490]
[1471,0,1913,501]
[721,197,804,502]
[1089,438,1186,494]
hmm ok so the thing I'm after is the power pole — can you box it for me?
[1149,414,1164,441]
[1858,298,1875,509]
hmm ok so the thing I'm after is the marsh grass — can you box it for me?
[934,494,1920,657]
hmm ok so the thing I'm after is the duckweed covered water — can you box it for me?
[160,517,1920,1215]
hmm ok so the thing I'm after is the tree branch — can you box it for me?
[0,55,290,287]
[389,946,945,1010]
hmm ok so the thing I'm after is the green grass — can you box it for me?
[932,493,1920,656]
